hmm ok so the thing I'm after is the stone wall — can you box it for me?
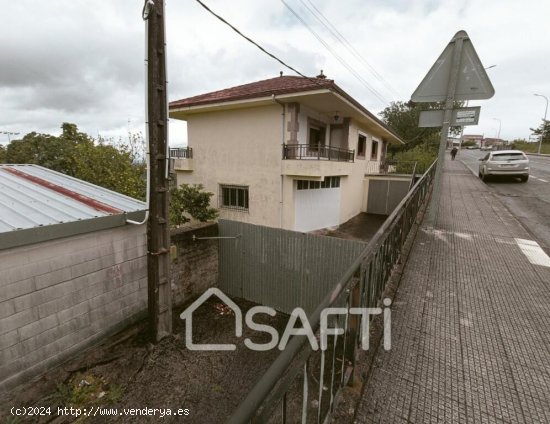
[0,224,147,391]
[170,223,218,307]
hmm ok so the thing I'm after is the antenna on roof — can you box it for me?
[317,70,326,79]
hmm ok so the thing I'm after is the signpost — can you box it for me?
[411,30,494,225]
[419,106,481,128]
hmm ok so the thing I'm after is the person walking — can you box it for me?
[451,146,458,160]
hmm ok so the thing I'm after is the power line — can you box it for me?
[280,0,389,105]
[301,0,401,99]
[194,0,311,80]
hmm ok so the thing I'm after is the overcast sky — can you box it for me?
[1,0,549,147]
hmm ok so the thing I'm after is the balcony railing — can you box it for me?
[365,159,418,175]
[169,147,193,159]
[283,144,354,162]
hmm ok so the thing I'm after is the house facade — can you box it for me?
[168,74,404,232]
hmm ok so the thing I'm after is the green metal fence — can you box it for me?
[218,221,367,315]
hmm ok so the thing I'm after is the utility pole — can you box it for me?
[1,131,20,143]
[534,94,548,154]
[144,0,172,341]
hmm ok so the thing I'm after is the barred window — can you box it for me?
[220,185,249,211]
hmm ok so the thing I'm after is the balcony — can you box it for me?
[170,147,193,171]
[281,144,354,177]
[282,144,354,162]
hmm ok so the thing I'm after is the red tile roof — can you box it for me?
[169,75,404,143]
[169,75,335,108]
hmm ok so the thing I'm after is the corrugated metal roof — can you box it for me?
[0,164,146,234]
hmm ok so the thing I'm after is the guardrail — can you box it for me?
[227,159,437,424]
[283,144,354,162]
[169,147,193,159]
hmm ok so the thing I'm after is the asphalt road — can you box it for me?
[458,148,550,251]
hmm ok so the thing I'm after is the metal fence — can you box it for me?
[227,159,437,424]
[169,146,193,158]
[282,144,355,162]
[218,221,367,315]
[365,159,418,175]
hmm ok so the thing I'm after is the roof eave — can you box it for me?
[328,89,405,145]
[169,88,333,119]
[169,86,405,145]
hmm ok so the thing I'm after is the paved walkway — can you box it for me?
[355,159,550,423]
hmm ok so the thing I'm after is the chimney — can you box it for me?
[316,70,326,79]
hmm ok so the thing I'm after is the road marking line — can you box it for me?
[515,238,550,268]
[538,178,548,183]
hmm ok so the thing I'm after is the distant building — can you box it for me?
[462,134,484,147]
[483,137,506,147]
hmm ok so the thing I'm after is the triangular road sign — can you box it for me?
[411,30,495,102]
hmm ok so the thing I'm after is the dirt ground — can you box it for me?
[0,298,288,424]
[313,213,387,242]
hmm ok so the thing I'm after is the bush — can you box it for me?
[389,141,438,174]
[169,183,218,227]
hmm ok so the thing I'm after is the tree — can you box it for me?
[169,183,218,227]
[379,101,464,150]
[530,120,550,144]
[379,101,439,147]
[5,123,146,200]
[0,144,6,163]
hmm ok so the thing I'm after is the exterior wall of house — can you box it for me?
[174,101,396,232]
[0,224,147,390]
[176,105,283,228]
[337,120,385,222]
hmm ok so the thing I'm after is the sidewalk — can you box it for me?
[354,158,550,423]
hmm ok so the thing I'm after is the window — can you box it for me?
[357,134,366,158]
[371,140,379,160]
[220,185,249,211]
[296,177,340,190]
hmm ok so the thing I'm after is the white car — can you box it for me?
[478,150,529,182]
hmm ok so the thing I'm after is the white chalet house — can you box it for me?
[168,73,405,232]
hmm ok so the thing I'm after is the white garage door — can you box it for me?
[295,178,341,232]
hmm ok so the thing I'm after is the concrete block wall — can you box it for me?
[0,224,147,391]
[170,223,218,306]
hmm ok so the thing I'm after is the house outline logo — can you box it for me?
[179,287,243,351]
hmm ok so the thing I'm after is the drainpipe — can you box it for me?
[272,94,285,228]
[127,7,153,225]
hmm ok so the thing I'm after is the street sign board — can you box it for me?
[411,31,495,102]
[418,106,481,127]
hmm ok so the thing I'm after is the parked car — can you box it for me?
[478,150,529,182]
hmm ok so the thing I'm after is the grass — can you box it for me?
[53,373,124,408]
[512,141,550,154]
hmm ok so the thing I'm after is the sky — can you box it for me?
[1,0,549,147]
